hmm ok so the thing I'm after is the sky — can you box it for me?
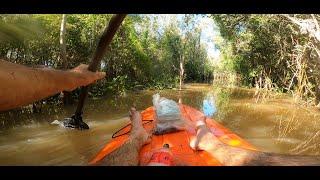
[146,14,221,62]
[196,15,221,61]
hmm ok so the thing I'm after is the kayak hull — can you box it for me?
[90,104,257,166]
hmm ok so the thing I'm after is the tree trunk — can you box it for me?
[59,14,72,105]
[179,54,184,90]
[60,14,67,69]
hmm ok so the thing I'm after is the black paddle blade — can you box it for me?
[63,114,89,130]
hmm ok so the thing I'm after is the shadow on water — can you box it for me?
[1,83,320,165]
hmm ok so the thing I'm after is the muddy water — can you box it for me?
[1,83,320,165]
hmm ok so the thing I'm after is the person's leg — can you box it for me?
[190,116,320,166]
[97,107,151,166]
[190,116,260,165]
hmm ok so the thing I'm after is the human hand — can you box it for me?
[66,64,106,90]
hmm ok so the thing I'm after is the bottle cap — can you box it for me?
[163,143,170,148]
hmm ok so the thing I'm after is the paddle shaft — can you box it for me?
[74,14,127,117]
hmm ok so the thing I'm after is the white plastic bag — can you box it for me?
[152,93,185,135]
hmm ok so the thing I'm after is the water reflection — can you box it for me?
[0,83,320,165]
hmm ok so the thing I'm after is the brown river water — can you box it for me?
[1,83,320,165]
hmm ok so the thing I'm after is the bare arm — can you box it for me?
[0,59,105,111]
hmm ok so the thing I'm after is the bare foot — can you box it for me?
[190,116,217,151]
[129,107,151,145]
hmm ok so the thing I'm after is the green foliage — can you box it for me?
[211,14,320,105]
[212,15,291,87]
[0,14,213,102]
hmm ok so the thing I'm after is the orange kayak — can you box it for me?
[89,104,257,166]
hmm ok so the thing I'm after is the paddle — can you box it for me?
[64,14,127,130]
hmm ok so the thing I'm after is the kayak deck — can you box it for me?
[90,104,257,166]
